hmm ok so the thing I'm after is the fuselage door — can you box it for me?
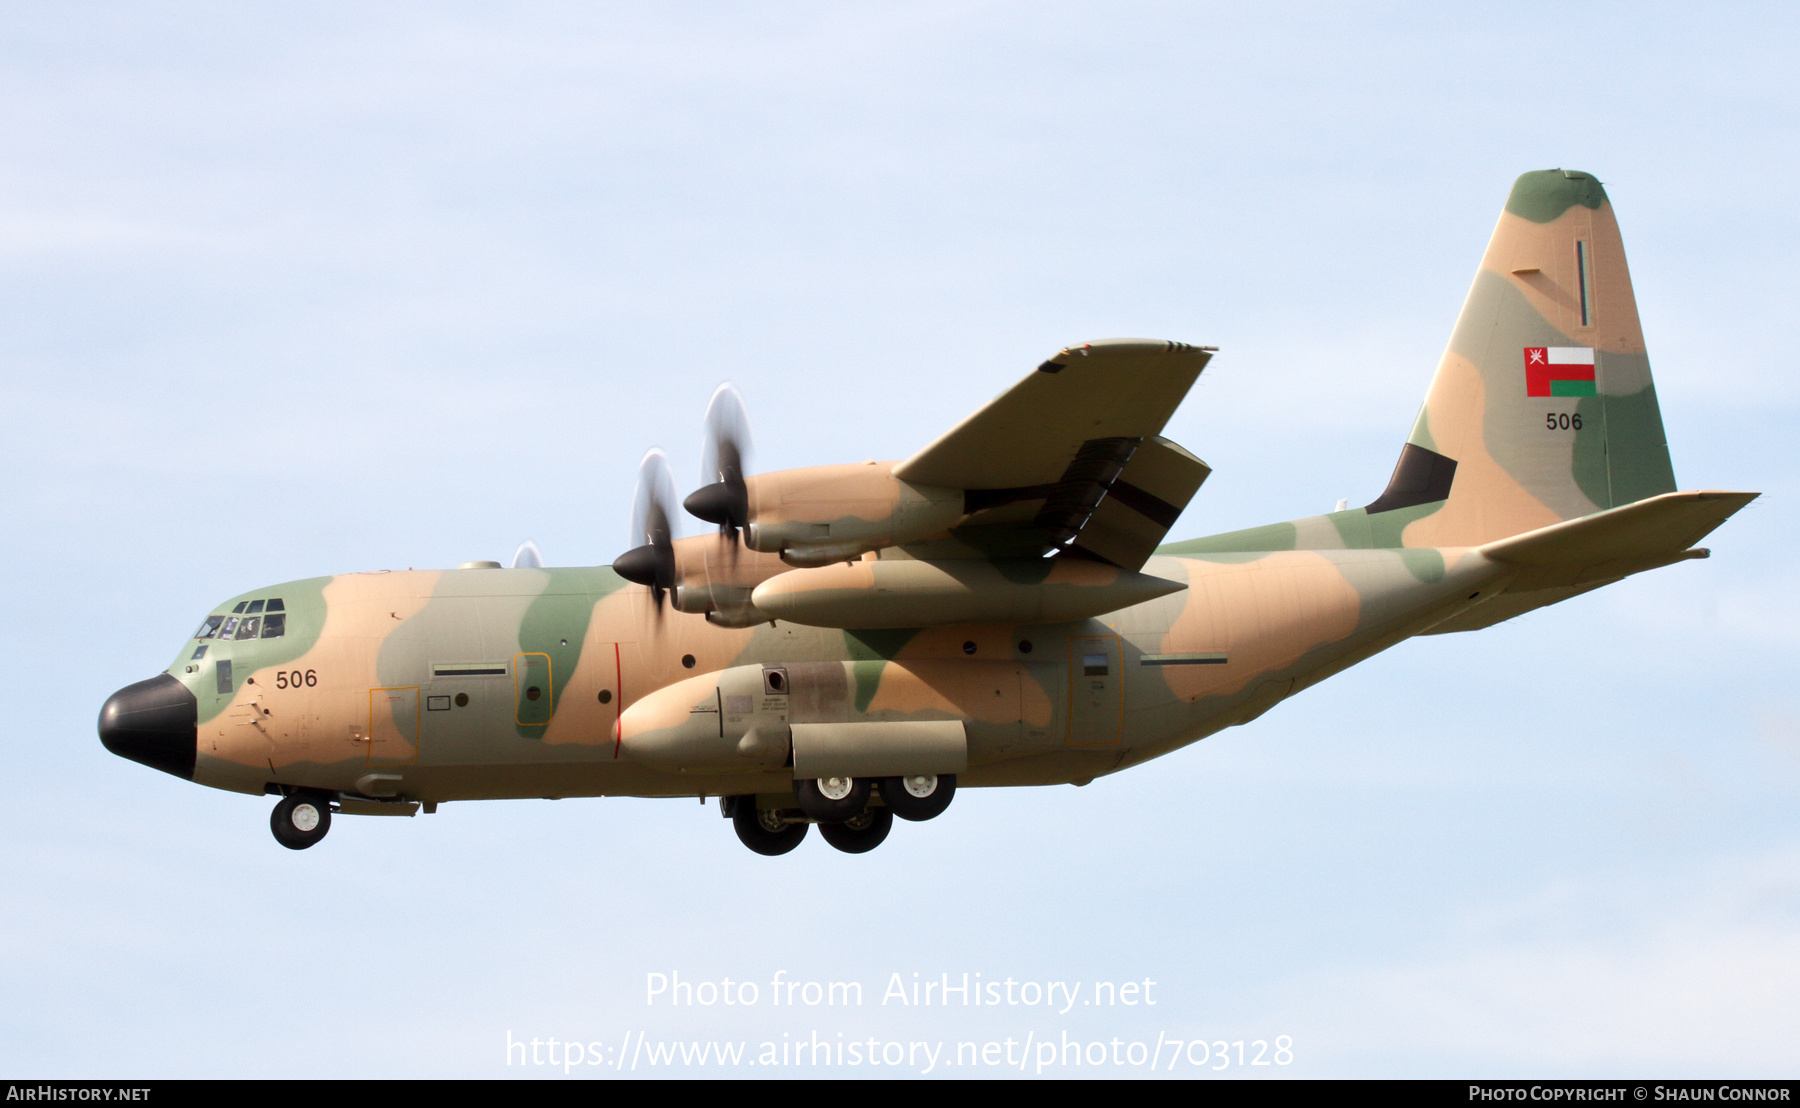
[1067,635,1122,745]
[368,687,420,765]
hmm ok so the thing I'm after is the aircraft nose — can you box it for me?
[98,674,198,780]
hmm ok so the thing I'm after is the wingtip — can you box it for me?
[1043,339,1215,364]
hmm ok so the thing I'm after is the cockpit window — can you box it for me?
[203,601,287,640]
[191,644,208,661]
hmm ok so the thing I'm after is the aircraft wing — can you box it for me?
[894,339,1211,489]
[891,340,1212,569]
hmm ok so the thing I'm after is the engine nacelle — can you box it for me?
[669,583,764,628]
[664,533,788,628]
[741,463,963,566]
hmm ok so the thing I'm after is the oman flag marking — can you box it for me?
[1524,346,1596,397]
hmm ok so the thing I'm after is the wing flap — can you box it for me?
[1068,437,1212,569]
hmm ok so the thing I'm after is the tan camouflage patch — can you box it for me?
[1157,552,1360,700]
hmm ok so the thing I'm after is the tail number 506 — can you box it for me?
[275,670,318,689]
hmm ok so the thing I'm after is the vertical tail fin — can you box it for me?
[1372,169,1677,548]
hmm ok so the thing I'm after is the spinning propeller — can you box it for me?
[615,387,757,615]
[510,540,543,569]
[613,448,680,608]
[683,383,753,540]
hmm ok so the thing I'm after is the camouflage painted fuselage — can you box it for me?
[176,545,1500,804]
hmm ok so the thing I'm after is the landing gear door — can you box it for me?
[1067,635,1122,746]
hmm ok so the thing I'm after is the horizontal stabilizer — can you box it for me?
[1479,489,1757,576]
[1424,490,1757,635]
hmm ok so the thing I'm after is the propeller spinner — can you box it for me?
[683,383,753,537]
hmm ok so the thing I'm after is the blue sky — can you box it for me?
[2,2,1796,1077]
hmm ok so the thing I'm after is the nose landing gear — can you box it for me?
[270,793,332,850]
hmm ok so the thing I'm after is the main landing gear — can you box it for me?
[722,774,956,856]
[880,773,955,821]
[270,792,332,850]
[732,803,809,856]
[817,808,892,853]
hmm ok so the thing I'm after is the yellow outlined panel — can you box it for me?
[514,652,553,727]
[1066,635,1122,746]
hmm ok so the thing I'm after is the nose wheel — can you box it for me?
[271,793,332,850]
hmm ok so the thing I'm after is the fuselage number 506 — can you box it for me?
[275,670,318,689]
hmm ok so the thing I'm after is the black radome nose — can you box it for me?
[98,674,197,780]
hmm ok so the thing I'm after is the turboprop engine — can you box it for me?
[662,532,788,628]
[673,384,967,568]
[616,659,1061,777]
[730,462,965,568]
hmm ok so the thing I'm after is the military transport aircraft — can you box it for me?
[98,169,1756,856]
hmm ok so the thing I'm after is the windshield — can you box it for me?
[200,598,287,641]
